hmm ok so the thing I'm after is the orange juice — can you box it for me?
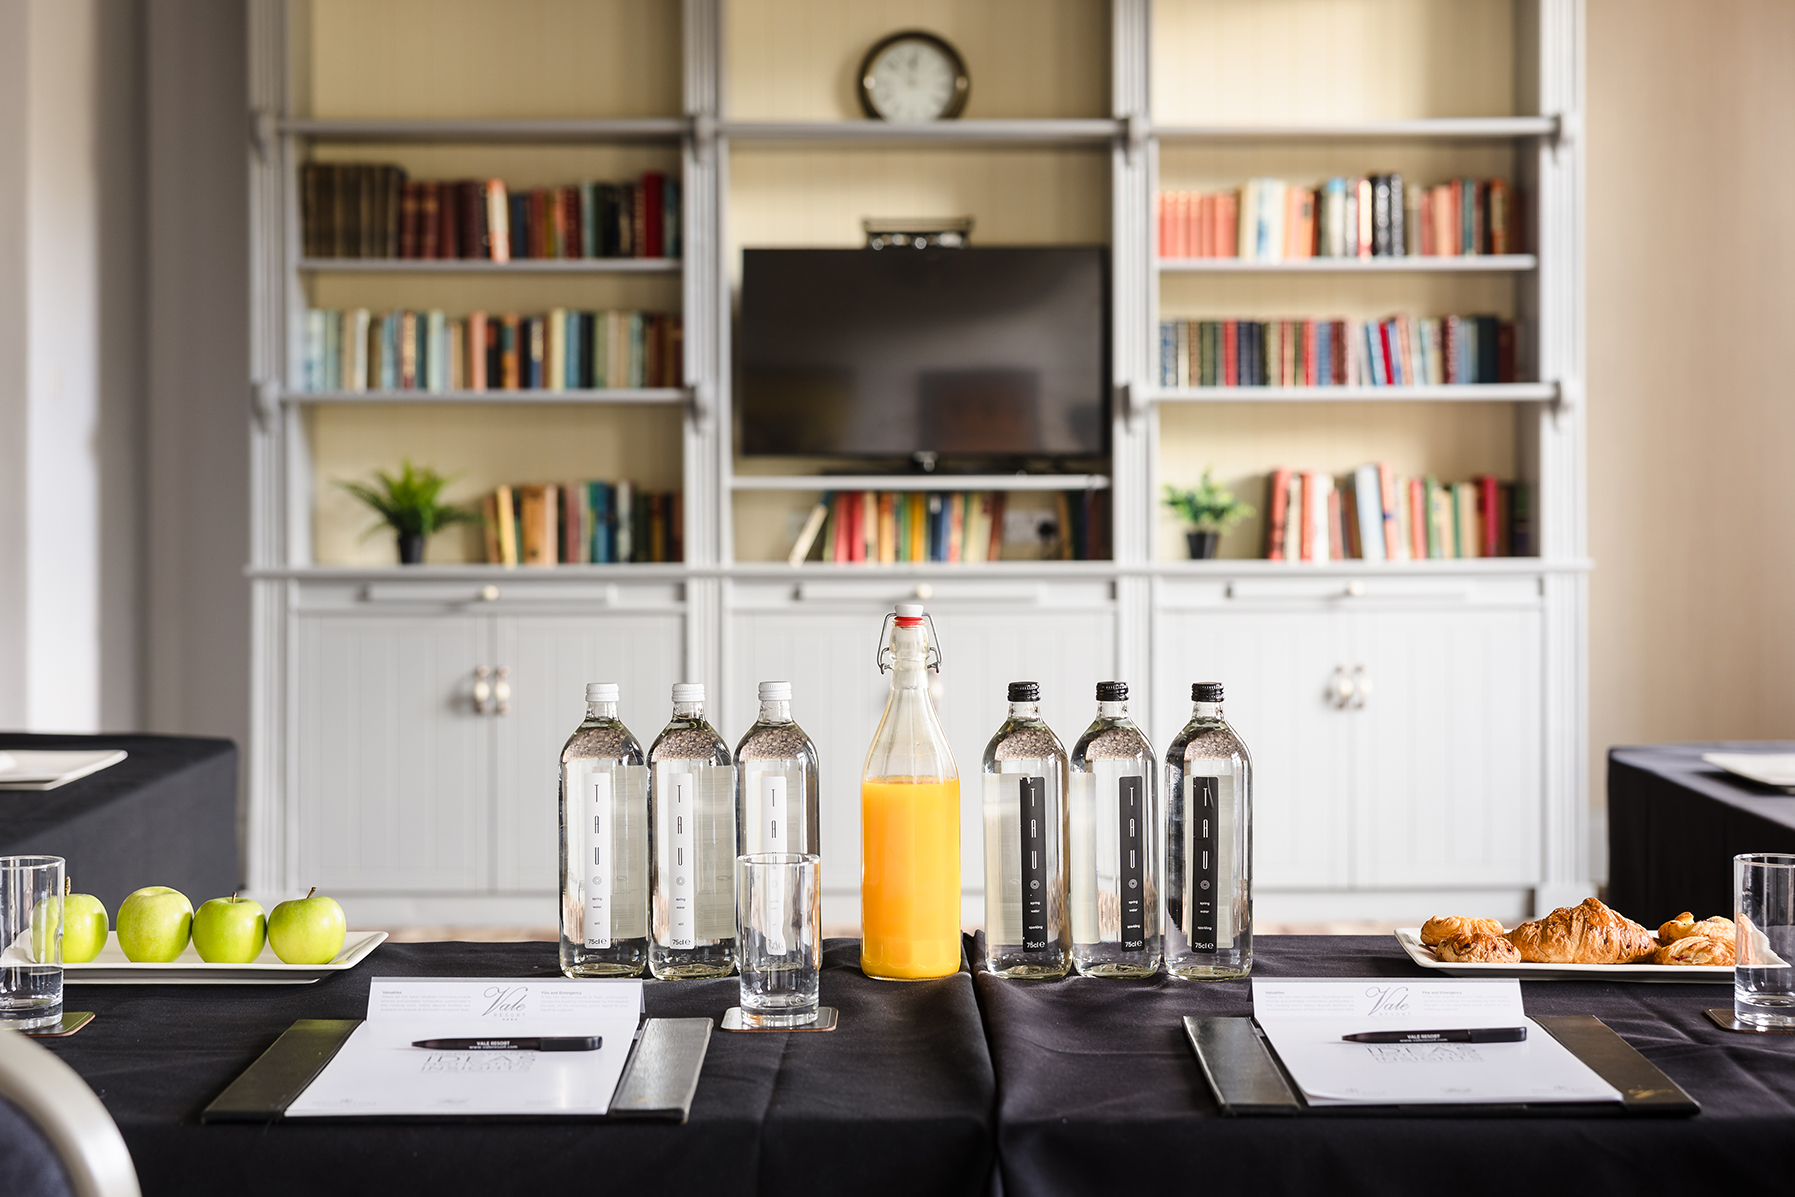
[860,778,962,979]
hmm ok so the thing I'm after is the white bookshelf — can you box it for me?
[246,0,1588,928]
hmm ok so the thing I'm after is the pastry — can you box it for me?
[1506,897,1657,964]
[1420,915,1505,947]
[1435,931,1521,963]
[1658,912,1736,947]
[1652,934,1735,966]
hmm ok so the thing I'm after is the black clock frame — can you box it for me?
[857,30,970,121]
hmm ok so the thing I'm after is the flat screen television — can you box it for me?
[737,246,1108,459]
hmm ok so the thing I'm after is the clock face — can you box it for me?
[860,33,968,123]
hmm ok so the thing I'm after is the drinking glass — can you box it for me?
[1735,852,1795,1028]
[0,855,64,1030]
[735,853,821,1027]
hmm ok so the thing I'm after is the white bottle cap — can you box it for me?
[895,601,926,618]
[758,681,792,701]
[585,682,620,703]
[671,682,705,704]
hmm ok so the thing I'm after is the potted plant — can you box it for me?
[336,461,479,565]
[1163,471,1253,560]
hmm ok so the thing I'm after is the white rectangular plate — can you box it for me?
[1701,752,1795,789]
[64,931,387,985]
[0,749,128,790]
[1395,929,1731,983]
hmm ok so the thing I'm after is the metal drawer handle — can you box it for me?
[472,665,492,714]
[494,666,511,715]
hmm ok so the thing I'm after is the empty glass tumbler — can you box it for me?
[1736,852,1795,1028]
[735,852,822,1027]
[0,855,64,1030]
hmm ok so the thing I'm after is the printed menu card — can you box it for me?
[1251,978,1622,1107]
[286,977,643,1117]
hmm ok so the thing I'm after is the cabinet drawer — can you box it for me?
[1158,572,1541,610]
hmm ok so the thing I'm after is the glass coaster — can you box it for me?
[1705,1009,1795,1034]
[721,1006,838,1033]
[21,1011,95,1038]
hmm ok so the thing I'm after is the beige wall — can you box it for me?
[1587,0,1795,815]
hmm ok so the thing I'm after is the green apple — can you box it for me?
[29,895,60,964]
[61,890,108,963]
[116,886,193,962]
[267,887,346,965]
[192,893,266,963]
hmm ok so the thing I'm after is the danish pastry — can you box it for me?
[1420,915,1505,946]
[1435,931,1521,963]
[1652,934,1735,966]
[1506,897,1656,964]
[1657,912,1736,947]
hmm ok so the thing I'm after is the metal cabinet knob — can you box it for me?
[494,665,511,715]
[1328,665,1356,709]
[1351,664,1371,709]
[472,665,492,714]
[478,585,500,602]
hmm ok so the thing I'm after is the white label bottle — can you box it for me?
[648,682,737,979]
[1164,682,1253,980]
[1069,680,1161,978]
[982,680,1071,979]
[558,682,649,977]
[734,681,821,858]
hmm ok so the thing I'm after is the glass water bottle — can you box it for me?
[1069,681,1161,978]
[735,681,821,857]
[559,683,650,977]
[861,602,962,981]
[1165,682,1253,980]
[982,681,1071,979]
[648,682,737,979]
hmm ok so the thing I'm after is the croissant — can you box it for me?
[1420,915,1505,947]
[1506,897,1656,964]
[1436,931,1521,963]
[1652,934,1735,966]
[1658,913,1736,947]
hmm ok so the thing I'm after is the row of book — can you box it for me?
[303,308,682,393]
[1263,465,1534,561]
[789,490,1111,565]
[1158,315,1517,388]
[481,482,682,566]
[1157,175,1514,260]
[299,164,681,260]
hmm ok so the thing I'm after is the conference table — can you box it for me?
[1608,742,1795,928]
[40,934,1795,1196]
[0,734,238,913]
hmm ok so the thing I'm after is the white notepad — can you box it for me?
[1252,978,1622,1107]
[286,976,644,1117]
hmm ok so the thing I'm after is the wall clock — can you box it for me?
[858,31,970,123]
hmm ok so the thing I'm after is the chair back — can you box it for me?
[0,1029,139,1197]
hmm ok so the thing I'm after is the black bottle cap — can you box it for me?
[1192,682,1224,703]
[1096,681,1128,702]
[1008,681,1040,703]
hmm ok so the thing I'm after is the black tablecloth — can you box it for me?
[974,934,1795,1197]
[42,939,994,1197]
[1608,742,1795,927]
[0,734,238,912]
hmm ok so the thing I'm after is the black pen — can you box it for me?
[1342,1026,1526,1044]
[411,1036,602,1051]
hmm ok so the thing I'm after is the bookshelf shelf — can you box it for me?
[1151,116,1558,142]
[730,474,1112,492]
[278,117,688,144]
[282,388,689,406]
[721,119,1124,146]
[1152,383,1558,403]
[1156,255,1536,274]
[296,258,681,274]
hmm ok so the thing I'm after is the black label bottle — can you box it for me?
[1165,682,1253,979]
[735,681,821,858]
[982,681,1071,979]
[558,682,650,977]
[648,682,737,979]
[1069,681,1161,978]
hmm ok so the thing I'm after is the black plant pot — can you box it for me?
[1186,530,1220,560]
[397,532,425,565]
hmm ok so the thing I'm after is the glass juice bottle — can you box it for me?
[648,682,737,979]
[1069,681,1161,978]
[861,603,962,981]
[559,683,650,977]
[1164,682,1253,980]
[735,680,821,857]
[982,681,1071,979]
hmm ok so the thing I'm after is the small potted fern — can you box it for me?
[1163,470,1253,560]
[336,460,479,565]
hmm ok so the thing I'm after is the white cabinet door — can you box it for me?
[295,615,488,892]
[1152,609,1354,890]
[1354,608,1543,888]
[492,612,684,892]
